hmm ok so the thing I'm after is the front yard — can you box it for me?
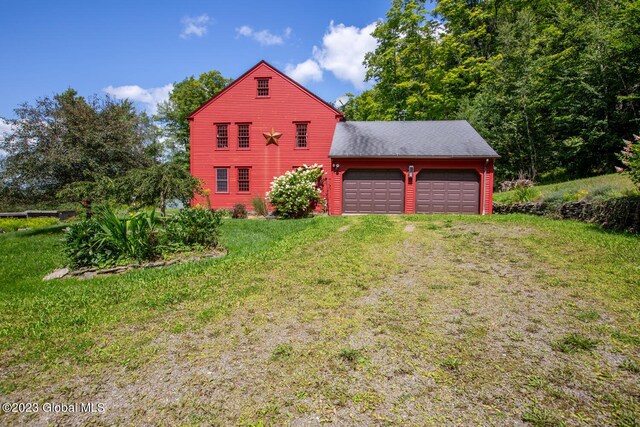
[0,215,638,425]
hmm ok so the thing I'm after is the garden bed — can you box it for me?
[43,248,227,280]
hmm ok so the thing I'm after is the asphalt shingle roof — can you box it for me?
[329,120,499,158]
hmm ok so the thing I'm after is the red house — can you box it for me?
[189,61,499,215]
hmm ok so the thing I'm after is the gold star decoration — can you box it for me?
[263,128,282,146]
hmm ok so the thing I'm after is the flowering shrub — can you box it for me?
[619,134,640,189]
[267,164,324,218]
[499,178,534,192]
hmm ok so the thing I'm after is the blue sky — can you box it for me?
[0,0,394,125]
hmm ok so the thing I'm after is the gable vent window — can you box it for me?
[257,79,269,97]
[295,123,308,148]
[216,124,228,149]
[238,124,250,149]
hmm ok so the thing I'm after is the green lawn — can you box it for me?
[494,173,637,203]
[0,215,639,425]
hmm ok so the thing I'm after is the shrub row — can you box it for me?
[493,196,640,233]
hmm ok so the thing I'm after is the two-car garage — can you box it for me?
[328,121,499,216]
[341,168,481,214]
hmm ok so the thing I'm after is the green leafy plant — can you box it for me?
[251,196,269,217]
[267,164,324,218]
[513,186,542,203]
[66,206,160,269]
[231,203,248,219]
[93,205,159,262]
[65,206,223,268]
[162,208,222,250]
[64,218,113,268]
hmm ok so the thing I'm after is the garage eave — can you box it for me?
[329,154,501,159]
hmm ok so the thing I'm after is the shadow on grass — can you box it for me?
[3,223,69,237]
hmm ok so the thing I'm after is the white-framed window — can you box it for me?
[215,168,228,193]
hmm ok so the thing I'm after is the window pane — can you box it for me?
[257,79,269,97]
[216,168,228,192]
[296,124,307,148]
[238,124,250,149]
[217,124,228,149]
[238,168,250,192]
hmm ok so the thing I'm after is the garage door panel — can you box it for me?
[343,169,405,214]
[416,169,479,214]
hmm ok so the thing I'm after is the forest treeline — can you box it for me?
[342,0,640,181]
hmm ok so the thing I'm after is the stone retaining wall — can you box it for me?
[493,197,640,234]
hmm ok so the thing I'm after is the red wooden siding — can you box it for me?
[328,158,495,215]
[189,61,343,210]
[189,60,496,215]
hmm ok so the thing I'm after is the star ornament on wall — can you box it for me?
[263,128,282,146]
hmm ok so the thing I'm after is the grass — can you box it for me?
[271,343,293,361]
[522,404,563,427]
[0,217,59,232]
[439,356,462,372]
[494,173,637,203]
[552,333,599,353]
[0,214,639,425]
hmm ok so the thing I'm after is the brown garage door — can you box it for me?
[343,169,405,214]
[415,169,480,214]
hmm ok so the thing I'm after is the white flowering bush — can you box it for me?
[267,164,324,218]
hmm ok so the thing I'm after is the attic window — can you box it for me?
[257,79,269,97]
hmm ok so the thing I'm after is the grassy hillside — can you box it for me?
[1,215,639,425]
[494,173,638,204]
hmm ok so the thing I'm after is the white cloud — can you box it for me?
[313,21,377,88]
[286,21,377,90]
[0,119,13,138]
[103,84,173,114]
[236,25,291,46]
[0,119,12,158]
[334,95,350,108]
[180,14,210,39]
[285,59,323,84]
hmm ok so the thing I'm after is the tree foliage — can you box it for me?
[156,70,232,164]
[0,89,158,207]
[58,161,203,216]
[619,134,640,188]
[344,0,640,181]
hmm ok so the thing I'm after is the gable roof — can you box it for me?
[329,120,499,158]
[187,60,344,120]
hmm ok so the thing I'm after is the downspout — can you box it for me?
[482,159,488,215]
